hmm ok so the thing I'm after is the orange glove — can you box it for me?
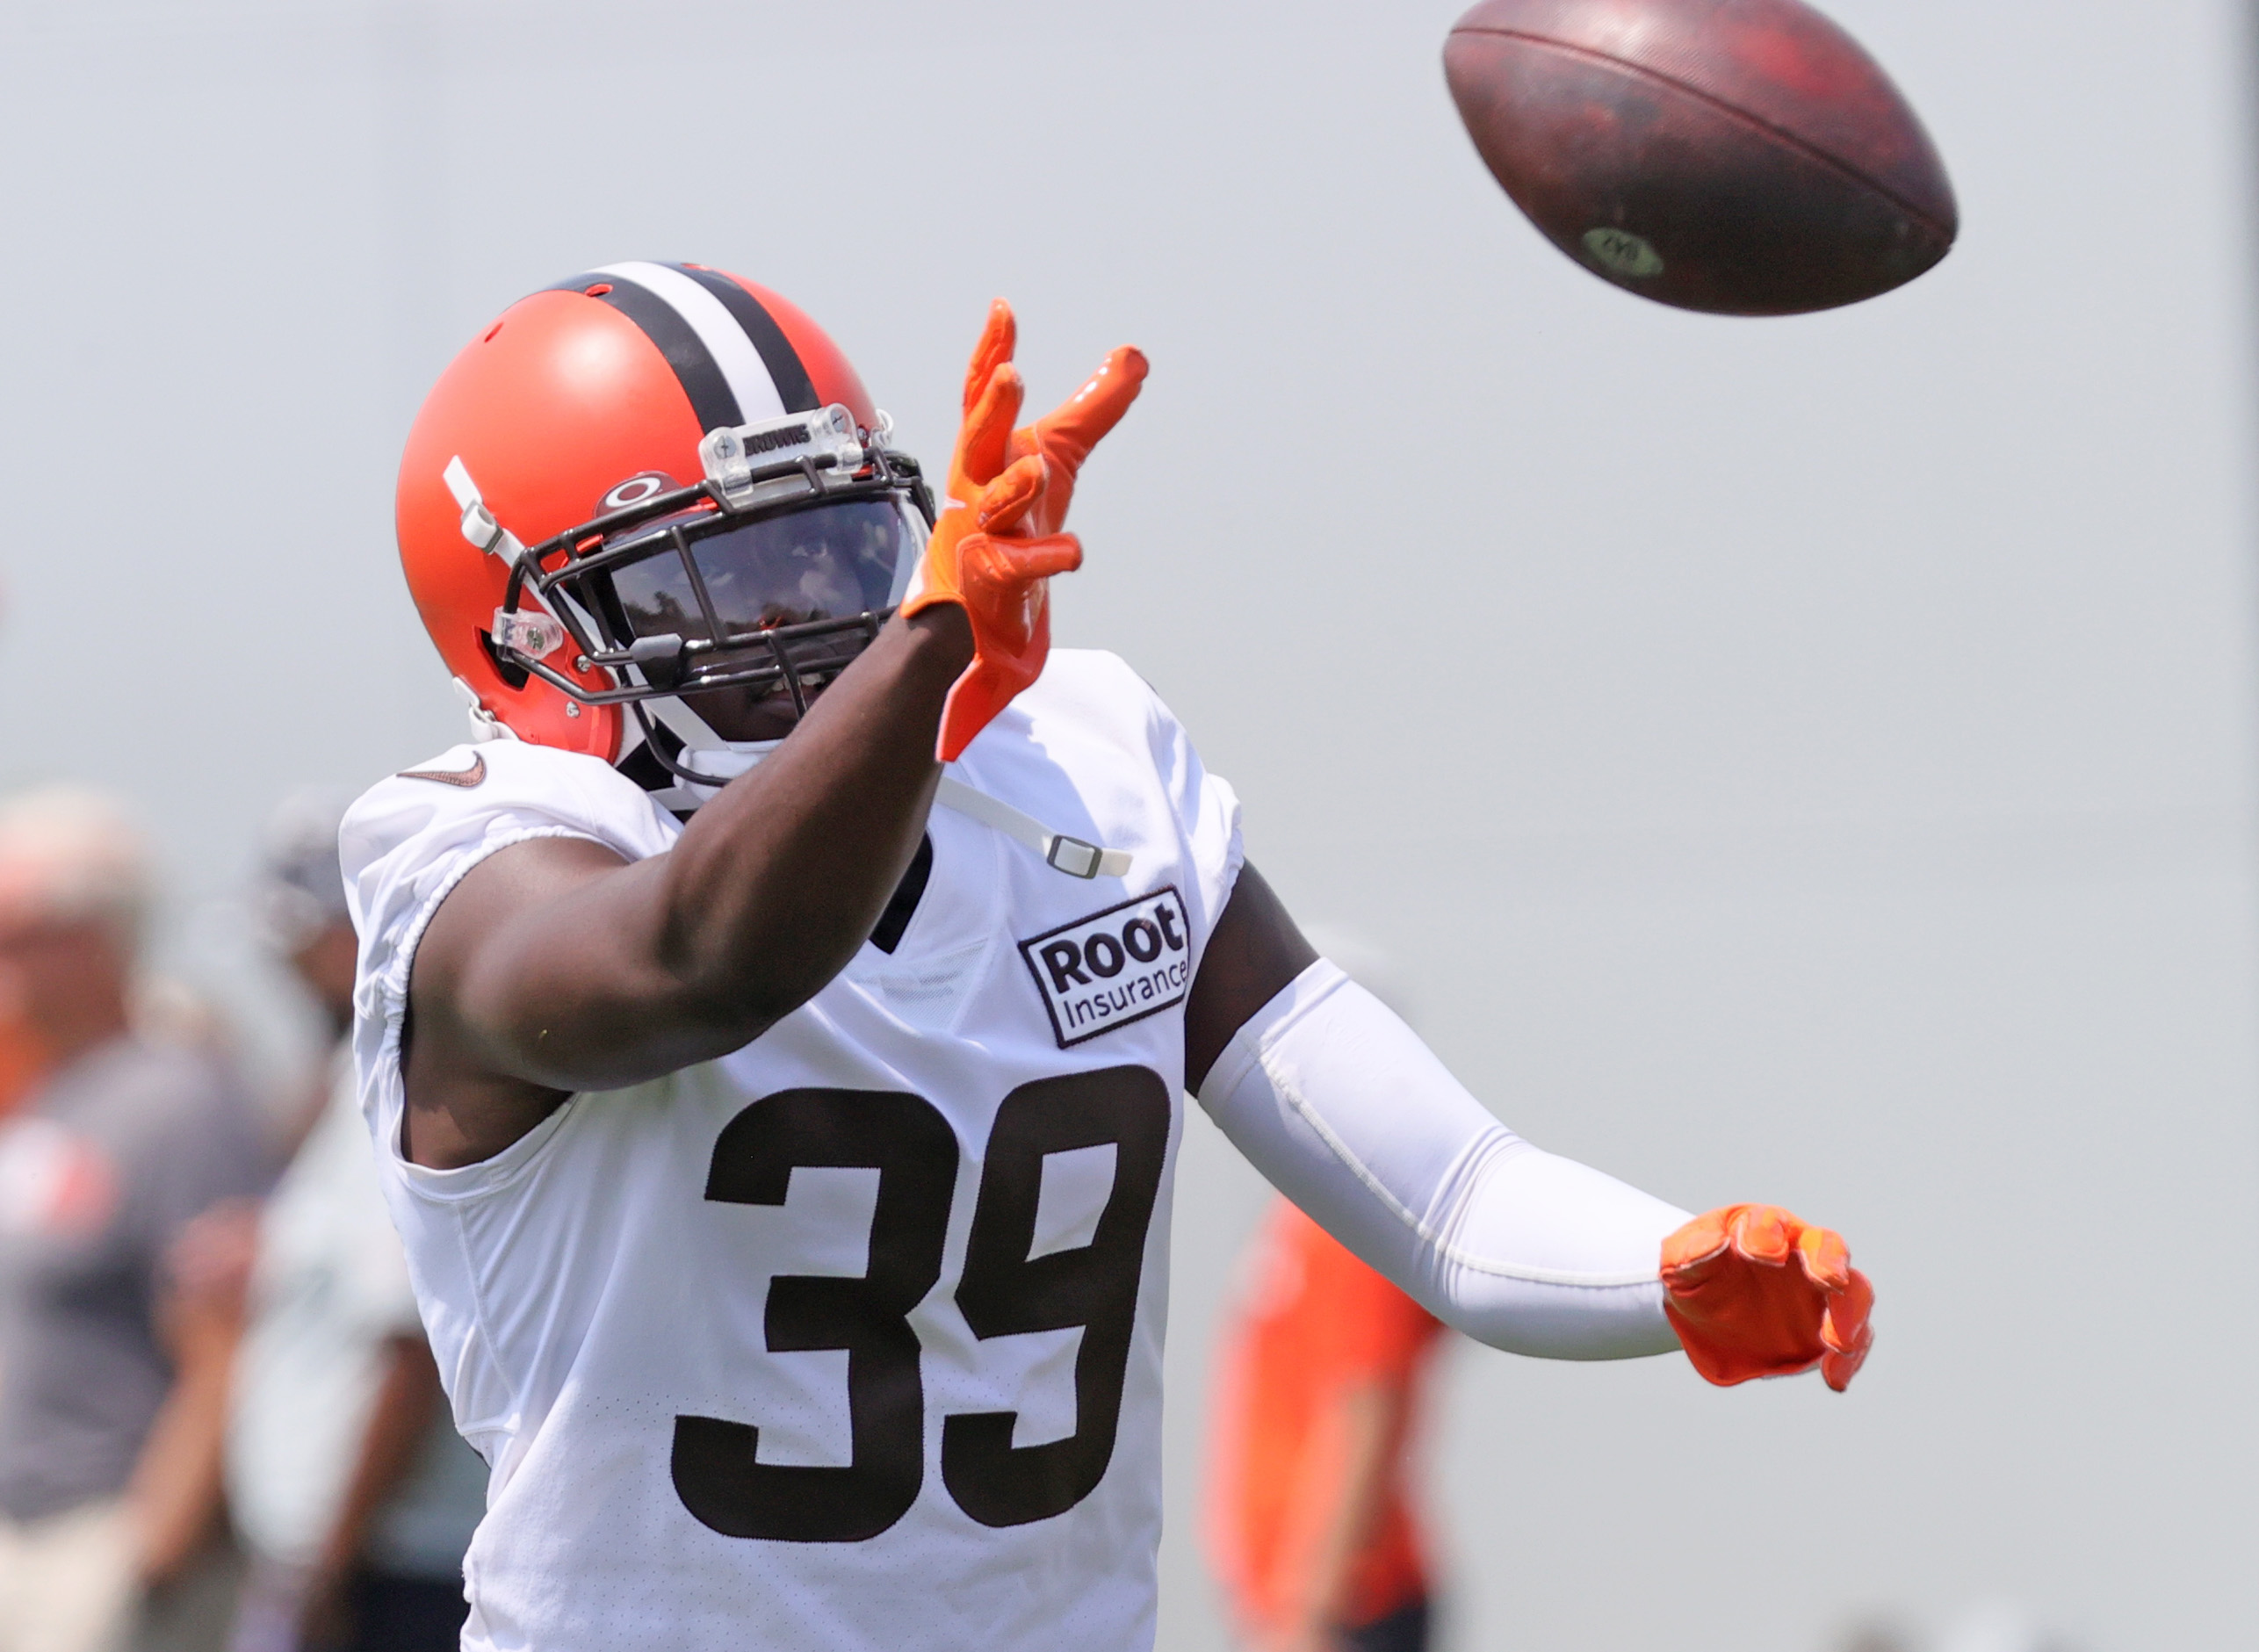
[901,300,1147,761]
[990,307,1147,541]
[1660,1204,1874,1392]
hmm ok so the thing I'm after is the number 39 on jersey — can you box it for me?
[671,1065,1171,1543]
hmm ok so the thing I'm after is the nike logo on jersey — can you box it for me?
[1018,888,1192,1048]
[396,754,487,789]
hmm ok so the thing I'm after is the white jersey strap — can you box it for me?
[935,776,1132,880]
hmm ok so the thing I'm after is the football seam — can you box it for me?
[1453,26,1954,245]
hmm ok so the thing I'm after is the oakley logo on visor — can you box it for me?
[601,473,677,512]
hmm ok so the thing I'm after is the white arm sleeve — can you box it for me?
[1195,961,1691,1360]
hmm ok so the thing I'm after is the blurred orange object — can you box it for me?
[0,968,51,1120]
[1206,1200,1446,1643]
[903,301,1145,761]
[1661,1203,1874,1391]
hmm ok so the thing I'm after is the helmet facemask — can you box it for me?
[482,406,934,789]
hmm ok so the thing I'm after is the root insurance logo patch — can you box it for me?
[1019,887,1193,1049]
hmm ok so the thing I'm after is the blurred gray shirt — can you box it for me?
[0,1036,269,1522]
[227,1051,486,1577]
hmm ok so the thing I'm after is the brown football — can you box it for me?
[1444,0,1957,314]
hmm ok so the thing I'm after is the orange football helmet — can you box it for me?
[397,263,933,794]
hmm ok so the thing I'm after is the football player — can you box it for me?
[343,264,1873,1652]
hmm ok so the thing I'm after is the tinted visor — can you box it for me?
[607,496,917,646]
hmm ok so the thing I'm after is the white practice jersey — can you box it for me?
[343,651,1242,1652]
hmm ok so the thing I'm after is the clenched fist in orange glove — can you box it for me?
[901,300,1147,761]
[1661,1204,1874,1392]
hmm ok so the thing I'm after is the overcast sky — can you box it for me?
[1,2,2252,1647]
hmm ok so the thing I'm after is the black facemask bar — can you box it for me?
[483,415,936,748]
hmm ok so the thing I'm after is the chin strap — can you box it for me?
[935,776,1130,880]
[443,457,526,564]
[452,677,517,743]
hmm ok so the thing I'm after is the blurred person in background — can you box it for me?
[1207,1204,1447,1652]
[222,792,484,1652]
[1206,935,1448,1652]
[0,786,269,1652]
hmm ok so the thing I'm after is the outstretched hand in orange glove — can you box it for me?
[901,300,1147,761]
[1660,1204,1874,1392]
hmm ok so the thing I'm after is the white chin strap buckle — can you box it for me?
[450,676,516,743]
[935,777,1130,880]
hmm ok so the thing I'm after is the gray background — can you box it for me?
[0,1,2250,1647]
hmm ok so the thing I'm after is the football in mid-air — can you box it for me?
[1444,0,1957,315]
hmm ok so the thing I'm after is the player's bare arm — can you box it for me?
[1183,863,1317,1093]
[402,602,974,1167]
